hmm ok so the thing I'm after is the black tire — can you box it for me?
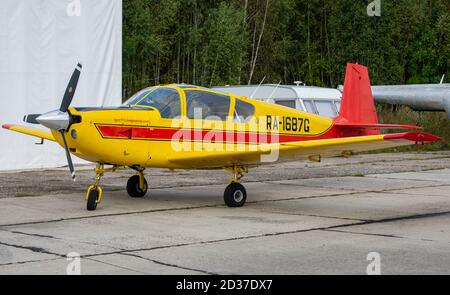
[126,175,148,198]
[87,188,99,211]
[224,183,247,207]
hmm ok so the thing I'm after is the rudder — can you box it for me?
[335,63,379,135]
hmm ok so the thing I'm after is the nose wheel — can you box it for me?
[86,164,106,211]
[86,185,103,211]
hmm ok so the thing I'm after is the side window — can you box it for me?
[275,100,296,109]
[315,101,337,117]
[303,100,317,114]
[137,88,181,118]
[334,101,341,114]
[186,91,231,120]
[234,99,255,122]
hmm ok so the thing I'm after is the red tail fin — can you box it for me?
[335,63,379,135]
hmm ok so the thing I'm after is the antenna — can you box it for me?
[440,74,445,84]
[249,76,266,98]
[268,81,282,100]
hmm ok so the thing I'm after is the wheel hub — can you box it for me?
[233,190,244,203]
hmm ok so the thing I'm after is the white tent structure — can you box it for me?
[0,0,122,170]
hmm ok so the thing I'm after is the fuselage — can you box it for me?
[52,84,339,169]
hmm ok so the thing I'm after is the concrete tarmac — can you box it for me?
[0,151,449,274]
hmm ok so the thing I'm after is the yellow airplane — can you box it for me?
[2,63,441,211]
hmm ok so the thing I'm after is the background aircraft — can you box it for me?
[2,64,440,211]
[371,84,450,118]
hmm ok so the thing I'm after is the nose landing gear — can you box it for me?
[86,163,107,211]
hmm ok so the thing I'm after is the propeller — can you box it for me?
[60,63,82,112]
[24,63,82,181]
[60,130,76,181]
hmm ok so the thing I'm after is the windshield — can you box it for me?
[123,87,181,119]
[123,88,155,106]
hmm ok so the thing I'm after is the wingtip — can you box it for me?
[2,124,12,130]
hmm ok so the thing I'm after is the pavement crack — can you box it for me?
[84,257,151,275]
[262,211,369,222]
[365,176,450,183]
[0,257,61,267]
[0,204,224,228]
[323,229,405,239]
[0,241,63,258]
[119,252,217,275]
[0,229,59,240]
[364,210,450,224]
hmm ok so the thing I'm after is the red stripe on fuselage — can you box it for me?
[95,125,337,144]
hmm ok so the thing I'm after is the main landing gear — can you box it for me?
[223,166,248,207]
[126,169,148,198]
[85,164,148,211]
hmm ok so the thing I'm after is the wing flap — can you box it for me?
[2,124,55,142]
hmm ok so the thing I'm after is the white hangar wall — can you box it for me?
[0,0,122,170]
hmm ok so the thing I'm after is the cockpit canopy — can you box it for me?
[123,85,255,122]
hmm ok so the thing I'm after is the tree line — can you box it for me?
[123,0,450,98]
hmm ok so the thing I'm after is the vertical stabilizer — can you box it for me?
[335,63,379,135]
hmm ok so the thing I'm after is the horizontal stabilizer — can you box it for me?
[334,122,422,130]
[383,132,441,142]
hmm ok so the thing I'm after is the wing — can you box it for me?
[2,124,56,142]
[168,132,440,168]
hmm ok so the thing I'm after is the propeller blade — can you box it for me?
[23,114,42,124]
[60,63,82,112]
[60,130,76,181]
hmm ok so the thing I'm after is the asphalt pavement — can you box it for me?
[0,151,449,274]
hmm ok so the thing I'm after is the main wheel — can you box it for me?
[126,175,148,198]
[86,187,100,211]
[224,182,247,207]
